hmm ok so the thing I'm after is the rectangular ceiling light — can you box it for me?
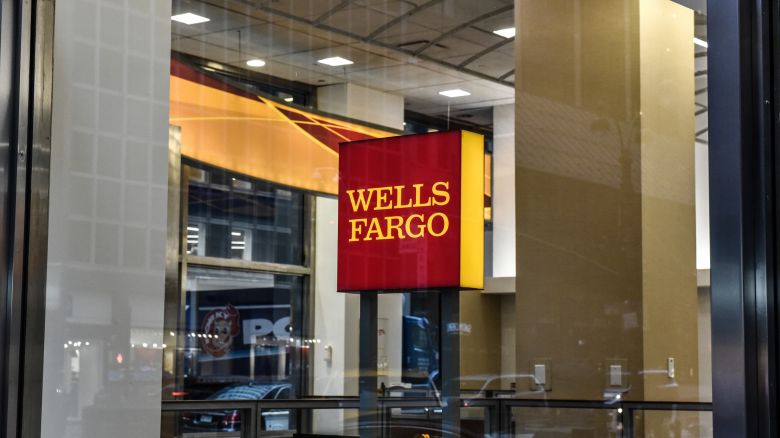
[171,13,210,25]
[439,89,471,98]
[493,27,516,39]
[318,56,354,67]
[693,37,708,48]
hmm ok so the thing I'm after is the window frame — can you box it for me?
[162,135,316,402]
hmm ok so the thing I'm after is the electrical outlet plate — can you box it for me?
[529,358,552,391]
[605,358,629,391]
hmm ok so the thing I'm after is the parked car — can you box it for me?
[180,382,291,433]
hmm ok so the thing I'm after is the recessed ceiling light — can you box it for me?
[493,27,516,39]
[284,97,294,102]
[318,56,354,67]
[693,37,708,48]
[246,59,266,67]
[439,89,471,98]
[171,13,210,25]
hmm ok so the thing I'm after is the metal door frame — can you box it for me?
[0,0,53,437]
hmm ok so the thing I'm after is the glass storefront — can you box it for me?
[158,1,715,436]
[8,0,775,436]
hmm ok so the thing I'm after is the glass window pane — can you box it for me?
[184,162,306,265]
[173,267,303,400]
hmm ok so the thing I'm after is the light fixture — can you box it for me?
[246,59,266,68]
[693,37,708,48]
[171,13,210,25]
[318,56,354,67]
[493,27,516,39]
[284,97,294,103]
[439,89,471,98]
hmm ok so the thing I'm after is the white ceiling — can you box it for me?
[171,0,516,118]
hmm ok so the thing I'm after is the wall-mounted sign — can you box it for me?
[337,131,484,292]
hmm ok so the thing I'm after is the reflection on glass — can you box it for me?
[185,162,305,265]
[162,0,713,436]
[512,407,619,438]
[176,267,303,400]
[161,410,244,438]
[633,410,713,437]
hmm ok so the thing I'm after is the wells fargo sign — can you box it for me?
[337,131,484,291]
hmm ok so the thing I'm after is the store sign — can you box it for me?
[337,131,484,291]
[200,304,241,357]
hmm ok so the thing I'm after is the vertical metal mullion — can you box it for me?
[296,193,316,434]
[439,289,460,437]
[753,0,777,431]
[4,0,34,435]
[621,406,634,438]
[359,292,378,438]
[0,0,16,431]
[301,193,316,397]
[246,404,258,438]
[17,0,53,436]
[162,126,182,401]
[708,0,776,436]
[177,164,191,394]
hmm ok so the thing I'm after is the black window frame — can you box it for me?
[708,0,779,435]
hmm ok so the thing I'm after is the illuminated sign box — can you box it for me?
[337,131,484,292]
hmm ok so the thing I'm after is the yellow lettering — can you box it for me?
[384,216,405,239]
[394,185,413,209]
[405,214,426,238]
[431,181,450,206]
[427,212,449,237]
[349,218,368,242]
[413,183,432,207]
[364,217,385,241]
[347,189,374,212]
[373,187,393,210]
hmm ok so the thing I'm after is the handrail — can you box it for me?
[160,397,713,438]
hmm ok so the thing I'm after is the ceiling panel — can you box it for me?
[268,44,405,78]
[342,63,463,92]
[398,79,513,112]
[372,28,441,49]
[172,0,262,38]
[324,6,397,38]
[464,48,515,77]
[193,23,337,60]
[475,9,515,32]
[257,0,348,21]
[229,58,345,85]
[427,34,494,59]
[174,0,517,121]
[173,37,242,64]
[354,0,417,18]
[403,0,509,32]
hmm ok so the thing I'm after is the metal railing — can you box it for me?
[161,396,712,438]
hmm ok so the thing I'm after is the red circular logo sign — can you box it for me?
[200,304,240,357]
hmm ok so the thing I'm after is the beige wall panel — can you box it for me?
[638,0,699,402]
[459,292,502,390]
[639,410,712,437]
[515,0,644,400]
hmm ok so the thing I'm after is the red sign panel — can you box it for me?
[337,131,484,292]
